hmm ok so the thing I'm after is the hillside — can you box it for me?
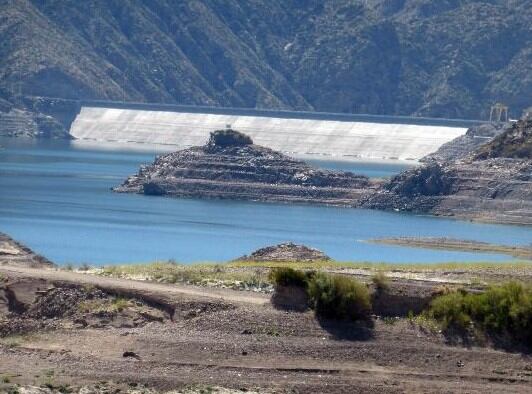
[420,123,506,163]
[363,120,532,224]
[1,0,531,130]
[474,119,532,159]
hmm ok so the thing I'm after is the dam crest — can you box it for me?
[70,104,473,161]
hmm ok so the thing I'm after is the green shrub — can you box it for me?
[268,267,310,288]
[429,281,532,346]
[429,289,472,330]
[208,129,253,147]
[308,273,371,321]
[469,281,531,344]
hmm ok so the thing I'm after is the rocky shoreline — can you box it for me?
[369,237,532,260]
[0,232,55,268]
[1,235,531,393]
[362,120,532,225]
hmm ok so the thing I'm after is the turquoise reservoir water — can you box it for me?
[1,138,530,265]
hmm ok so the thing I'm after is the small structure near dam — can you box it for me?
[69,102,475,161]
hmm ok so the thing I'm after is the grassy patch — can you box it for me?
[407,312,441,333]
[100,262,270,290]
[96,260,531,278]
[229,260,348,270]
[371,271,389,292]
[92,260,531,295]
[230,259,531,272]
[78,297,132,314]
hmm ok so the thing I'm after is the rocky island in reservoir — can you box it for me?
[114,129,373,206]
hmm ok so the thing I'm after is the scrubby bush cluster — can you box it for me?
[208,129,253,147]
[269,267,371,321]
[308,273,371,321]
[371,271,389,293]
[429,281,532,347]
[268,267,312,288]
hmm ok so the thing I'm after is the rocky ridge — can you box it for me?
[0,232,55,268]
[114,129,372,206]
[474,119,532,160]
[237,242,331,262]
[363,120,532,225]
[0,108,71,139]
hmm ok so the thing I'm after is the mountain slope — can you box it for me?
[1,0,531,122]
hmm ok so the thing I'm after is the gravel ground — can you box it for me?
[1,273,531,393]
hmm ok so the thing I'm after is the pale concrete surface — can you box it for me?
[70,107,467,161]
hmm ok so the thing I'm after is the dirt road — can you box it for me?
[0,264,269,306]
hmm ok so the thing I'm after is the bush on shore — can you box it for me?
[371,271,389,293]
[308,273,371,321]
[269,268,371,322]
[268,267,311,288]
[429,281,532,347]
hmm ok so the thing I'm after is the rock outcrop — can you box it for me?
[474,120,532,160]
[114,129,372,206]
[0,232,55,268]
[0,279,169,337]
[237,242,331,262]
[363,120,532,225]
[421,123,506,163]
[0,108,71,139]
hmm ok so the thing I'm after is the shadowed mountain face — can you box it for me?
[1,0,531,120]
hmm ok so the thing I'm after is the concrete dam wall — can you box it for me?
[70,105,470,161]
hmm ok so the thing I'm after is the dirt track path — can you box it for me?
[0,265,269,306]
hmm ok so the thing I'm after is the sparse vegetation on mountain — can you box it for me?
[1,0,531,126]
[474,120,532,159]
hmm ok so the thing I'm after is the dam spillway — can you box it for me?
[70,104,471,161]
